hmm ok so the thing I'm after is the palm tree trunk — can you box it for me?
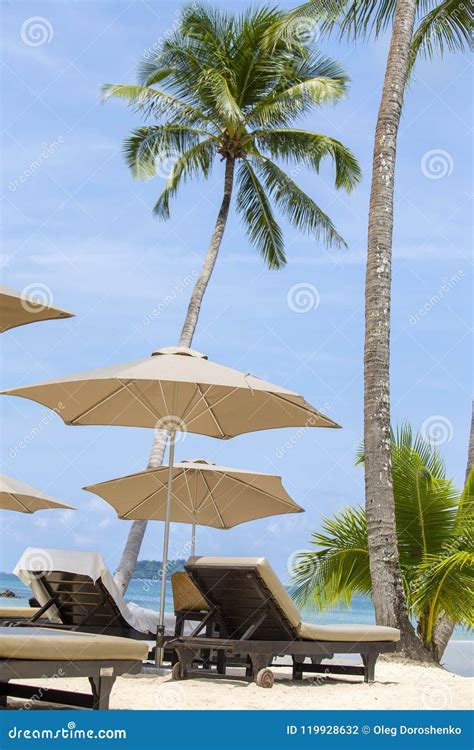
[431,400,474,661]
[364,0,429,659]
[113,157,236,594]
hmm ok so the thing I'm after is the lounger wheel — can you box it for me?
[171,662,187,681]
[256,668,274,689]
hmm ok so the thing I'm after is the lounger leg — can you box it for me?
[362,652,377,683]
[292,655,304,680]
[216,649,226,674]
[248,654,269,683]
[0,681,9,707]
[245,656,253,678]
[89,674,116,710]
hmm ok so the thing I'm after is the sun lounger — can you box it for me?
[0,626,147,709]
[11,549,178,656]
[0,608,41,623]
[168,557,400,688]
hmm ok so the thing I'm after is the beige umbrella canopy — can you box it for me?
[0,474,74,513]
[83,458,304,553]
[1,346,339,434]
[0,285,73,333]
[2,345,339,664]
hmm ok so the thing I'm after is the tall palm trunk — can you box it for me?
[431,400,474,661]
[114,157,236,594]
[364,0,429,658]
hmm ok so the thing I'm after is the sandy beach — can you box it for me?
[6,658,473,711]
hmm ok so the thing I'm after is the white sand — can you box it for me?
[7,658,473,711]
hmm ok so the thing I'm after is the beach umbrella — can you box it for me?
[0,474,74,513]
[2,345,339,659]
[0,285,73,332]
[83,458,304,555]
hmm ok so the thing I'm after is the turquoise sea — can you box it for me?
[1,573,471,677]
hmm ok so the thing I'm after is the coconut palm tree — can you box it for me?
[103,3,361,593]
[291,425,474,660]
[271,0,471,657]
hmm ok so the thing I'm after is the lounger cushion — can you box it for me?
[186,556,301,629]
[0,627,148,661]
[298,622,400,642]
[0,608,40,619]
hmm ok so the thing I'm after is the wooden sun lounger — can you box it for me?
[0,626,147,709]
[0,607,41,624]
[167,557,400,688]
[7,571,153,639]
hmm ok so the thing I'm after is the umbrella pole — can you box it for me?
[191,511,196,556]
[155,428,176,667]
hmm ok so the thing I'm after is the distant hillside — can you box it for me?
[132,559,186,579]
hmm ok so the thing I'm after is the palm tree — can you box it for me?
[103,3,361,593]
[291,425,474,661]
[272,0,471,656]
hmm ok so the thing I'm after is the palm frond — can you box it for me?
[412,548,474,637]
[409,0,473,71]
[236,159,285,269]
[153,139,215,219]
[291,507,372,610]
[252,128,361,191]
[122,125,214,180]
[101,84,210,127]
[252,156,346,248]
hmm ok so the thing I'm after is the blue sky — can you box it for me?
[1,0,471,580]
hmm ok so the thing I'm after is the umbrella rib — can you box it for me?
[194,470,225,512]
[122,381,163,422]
[182,470,196,514]
[180,383,215,424]
[69,382,128,424]
[157,380,170,418]
[121,469,189,519]
[226,474,301,510]
[196,385,225,438]
[268,391,334,425]
[184,386,241,436]
[10,493,32,513]
[199,470,227,528]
